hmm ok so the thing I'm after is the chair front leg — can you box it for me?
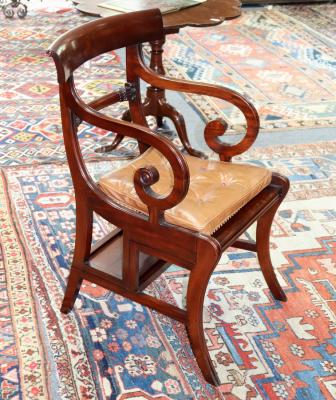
[185,238,221,386]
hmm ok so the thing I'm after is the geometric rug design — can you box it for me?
[1,141,335,399]
[163,4,336,134]
[0,7,137,166]
[2,4,336,166]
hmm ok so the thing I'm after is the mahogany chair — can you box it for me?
[48,9,289,386]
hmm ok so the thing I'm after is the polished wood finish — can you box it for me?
[48,9,289,386]
[73,0,241,30]
[73,0,241,157]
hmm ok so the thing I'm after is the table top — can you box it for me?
[73,0,241,33]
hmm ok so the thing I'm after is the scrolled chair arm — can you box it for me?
[65,82,190,223]
[132,47,260,161]
[134,165,163,223]
[204,117,258,161]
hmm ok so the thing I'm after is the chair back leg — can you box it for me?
[61,205,93,313]
[256,174,289,301]
[61,269,84,314]
[122,232,140,291]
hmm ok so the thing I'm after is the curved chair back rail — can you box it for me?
[48,8,164,82]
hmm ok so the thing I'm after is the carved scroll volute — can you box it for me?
[134,154,189,225]
[204,119,230,161]
[204,110,259,162]
[134,166,162,223]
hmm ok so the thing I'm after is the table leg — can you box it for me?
[143,39,204,158]
[96,38,204,158]
[94,133,124,154]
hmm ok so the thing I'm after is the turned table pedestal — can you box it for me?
[73,0,241,156]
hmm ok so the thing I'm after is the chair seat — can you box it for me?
[99,147,272,234]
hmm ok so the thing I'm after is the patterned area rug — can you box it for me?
[0,7,139,166]
[163,4,336,134]
[1,141,335,399]
[3,4,336,165]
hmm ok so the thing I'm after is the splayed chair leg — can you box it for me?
[185,239,221,385]
[61,206,93,314]
[61,268,83,314]
[256,176,289,301]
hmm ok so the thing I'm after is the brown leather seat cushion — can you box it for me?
[99,148,272,234]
